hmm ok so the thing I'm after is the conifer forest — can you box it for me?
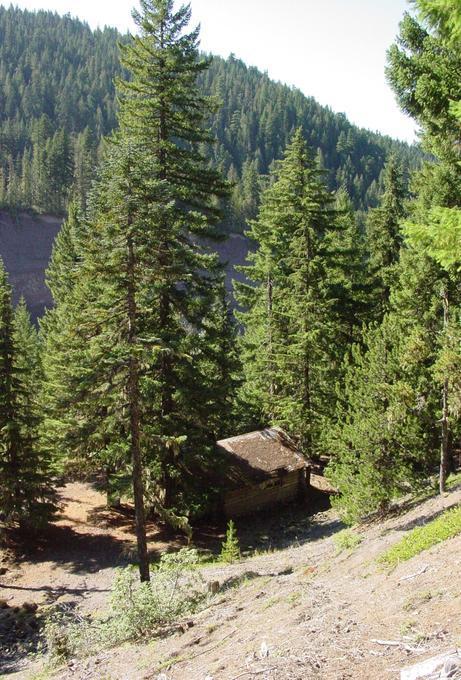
[1,2,461,675]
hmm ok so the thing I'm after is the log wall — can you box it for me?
[223,469,306,518]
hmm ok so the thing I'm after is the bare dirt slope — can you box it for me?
[0,211,253,320]
[0,212,61,320]
[2,481,461,680]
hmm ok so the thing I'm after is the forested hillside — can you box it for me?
[0,5,421,225]
[1,6,461,679]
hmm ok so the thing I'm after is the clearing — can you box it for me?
[1,480,461,679]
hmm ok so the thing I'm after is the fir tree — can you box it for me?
[237,129,338,456]
[326,315,427,524]
[44,0,230,581]
[387,0,461,492]
[366,155,407,317]
[325,188,373,351]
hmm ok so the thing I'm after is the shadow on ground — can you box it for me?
[193,487,341,557]
[0,601,44,676]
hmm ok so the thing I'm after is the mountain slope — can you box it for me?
[0,211,61,319]
[0,5,422,222]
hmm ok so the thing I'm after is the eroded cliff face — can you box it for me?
[0,211,253,320]
[0,212,61,320]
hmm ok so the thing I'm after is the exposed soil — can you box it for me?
[1,481,461,680]
[0,211,253,320]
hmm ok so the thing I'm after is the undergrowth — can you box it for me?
[379,504,461,568]
[44,548,209,662]
[333,528,362,553]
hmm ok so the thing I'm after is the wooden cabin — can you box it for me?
[216,428,309,518]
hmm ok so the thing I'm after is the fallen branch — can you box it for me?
[371,638,426,654]
[399,565,429,582]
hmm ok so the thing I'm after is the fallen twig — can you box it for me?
[371,638,427,654]
[399,565,429,582]
[230,668,277,680]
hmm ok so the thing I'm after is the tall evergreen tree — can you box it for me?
[387,0,461,492]
[325,188,373,351]
[366,155,407,317]
[43,0,230,581]
[326,314,427,524]
[237,129,338,456]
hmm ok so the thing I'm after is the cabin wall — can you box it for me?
[223,469,307,518]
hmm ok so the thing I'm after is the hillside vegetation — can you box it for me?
[0,0,461,678]
[0,5,422,222]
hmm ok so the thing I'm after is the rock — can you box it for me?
[207,581,220,595]
[277,566,293,576]
[56,594,76,605]
[180,620,194,633]
[401,650,461,680]
[442,657,461,678]
[259,641,269,659]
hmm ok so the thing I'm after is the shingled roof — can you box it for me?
[215,427,306,490]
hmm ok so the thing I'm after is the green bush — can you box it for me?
[379,504,461,568]
[44,548,208,661]
[110,548,206,639]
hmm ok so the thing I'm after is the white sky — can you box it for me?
[8,0,419,143]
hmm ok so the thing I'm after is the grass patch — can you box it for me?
[261,596,280,610]
[447,471,461,490]
[287,591,301,605]
[333,528,362,554]
[403,589,442,612]
[379,504,461,568]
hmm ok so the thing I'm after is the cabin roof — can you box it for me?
[215,427,306,490]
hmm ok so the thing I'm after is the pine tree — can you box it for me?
[326,315,427,524]
[325,188,373,351]
[220,519,240,563]
[0,263,54,527]
[40,202,87,473]
[387,0,461,492]
[366,155,407,318]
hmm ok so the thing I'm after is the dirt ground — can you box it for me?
[1,481,461,680]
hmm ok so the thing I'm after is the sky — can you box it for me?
[9,0,419,144]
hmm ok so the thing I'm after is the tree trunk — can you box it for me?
[127,233,150,582]
[267,274,275,414]
[439,289,449,494]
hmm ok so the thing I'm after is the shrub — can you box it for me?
[109,548,205,639]
[333,528,363,553]
[44,548,208,661]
